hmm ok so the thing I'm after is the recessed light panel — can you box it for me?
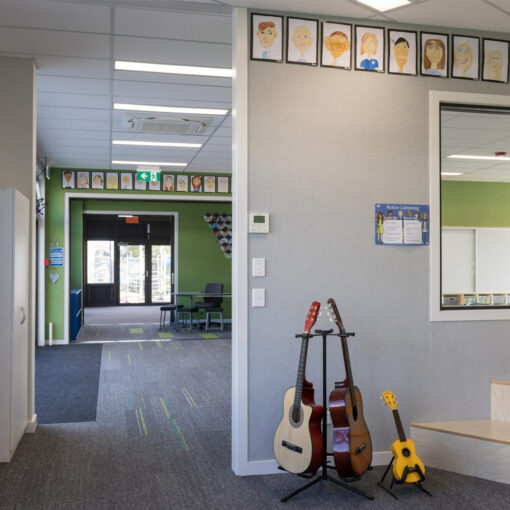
[448,155,510,161]
[355,0,410,12]
[115,61,233,78]
[112,160,187,167]
[114,103,228,116]
[113,141,202,148]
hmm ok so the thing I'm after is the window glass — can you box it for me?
[87,240,114,284]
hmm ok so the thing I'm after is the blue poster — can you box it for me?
[49,247,64,266]
[375,204,429,246]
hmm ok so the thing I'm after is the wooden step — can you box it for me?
[491,380,510,422]
[411,420,510,485]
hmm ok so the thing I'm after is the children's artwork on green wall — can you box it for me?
[204,213,232,259]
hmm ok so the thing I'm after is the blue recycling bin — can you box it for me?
[70,289,82,341]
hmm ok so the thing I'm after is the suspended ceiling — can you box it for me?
[1,0,510,172]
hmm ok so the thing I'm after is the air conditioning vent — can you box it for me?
[122,113,213,135]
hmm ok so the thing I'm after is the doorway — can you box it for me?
[84,214,174,308]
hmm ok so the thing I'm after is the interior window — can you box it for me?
[441,105,510,308]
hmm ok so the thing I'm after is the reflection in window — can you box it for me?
[441,105,510,308]
[87,241,114,284]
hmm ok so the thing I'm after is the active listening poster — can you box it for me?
[375,204,429,245]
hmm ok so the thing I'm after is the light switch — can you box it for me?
[252,258,266,277]
[252,288,265,307]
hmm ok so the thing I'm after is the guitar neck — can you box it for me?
[340,334,357,405]
[293,334,310,409]
[392,409,407,442]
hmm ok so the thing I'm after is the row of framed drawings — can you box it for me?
[251,12,510,82]
[61,170,231,194]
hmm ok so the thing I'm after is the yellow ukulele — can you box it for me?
[381,391,425,483]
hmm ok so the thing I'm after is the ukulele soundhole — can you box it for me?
[402,448,411,458]
[289,406,304,428]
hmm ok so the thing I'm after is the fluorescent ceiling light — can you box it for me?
[441,172,464,176]
[448,155,510,161]
[115,60,232,78]
[118,215,136,218]
[112,160,187,167]
[355,0,410,12]
[114,103,228,116]
[113,140,202,148]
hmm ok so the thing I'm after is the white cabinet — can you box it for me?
[0,189,30,462]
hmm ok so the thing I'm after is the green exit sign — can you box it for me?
[137,170,160,182]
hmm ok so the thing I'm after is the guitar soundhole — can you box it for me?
[289,406,303,428]
[402,448,411,458]
[352,406,358,421]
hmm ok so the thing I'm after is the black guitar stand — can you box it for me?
[377,456,432,500]
[279,329,374,503]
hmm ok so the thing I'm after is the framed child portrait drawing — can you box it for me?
[91,172,104,190]
[355,26,385,72]
[421,32,449,78]
[452,35,479,80]
[251,13,283,62]
[321,22,351,69]
[388,30,417,76]
[62,170,75,189]
[482,38,509,83]
[76,171,89,189]
[120,173,133,190]
[286,17,319,66]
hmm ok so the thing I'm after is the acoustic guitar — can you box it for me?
[381,391,425,483]
[273,301,324,474]
[327,298,372,478]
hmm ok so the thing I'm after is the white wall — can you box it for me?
[0,56,37,430]
[244,14,510,463]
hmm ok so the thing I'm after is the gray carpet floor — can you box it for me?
[84,305,165,325]
[76,323,231,342]
[1,339,510,509]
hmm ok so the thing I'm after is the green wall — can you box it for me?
[442,181,510,227]
[46,168,232,339]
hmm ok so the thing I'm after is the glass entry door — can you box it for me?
[151,245,172,303]
[119,244,146,304]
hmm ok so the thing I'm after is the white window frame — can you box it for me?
[430,90,510,321]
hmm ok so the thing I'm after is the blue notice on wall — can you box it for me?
[375,204,429,246]
[49,247,64,266]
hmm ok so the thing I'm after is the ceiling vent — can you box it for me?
[122,112,213,135]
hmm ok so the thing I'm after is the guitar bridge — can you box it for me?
[282,440,302,454]
[355,443,367,455]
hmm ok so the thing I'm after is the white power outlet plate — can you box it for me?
[252,258,266,277]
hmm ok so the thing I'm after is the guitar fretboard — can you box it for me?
[293,335,310,410]
[392,409,407,442]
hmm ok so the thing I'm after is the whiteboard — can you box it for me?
[476,230,510,292]
[441,229,475,293]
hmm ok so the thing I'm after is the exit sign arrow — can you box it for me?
[137,170,160,182]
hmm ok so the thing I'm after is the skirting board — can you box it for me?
[412,426,510,485]
[25,414,37,433]
[240,451,392,476]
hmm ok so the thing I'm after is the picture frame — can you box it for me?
[387,29,417,76]
[452,35,479,80]
[176,175,189,192]
[482,38,509,83]
[217,176,229,193]
[162,173,175,192]
[190,175,203,192]
[251,13,283,62]
[149,179,160,191]
[62,170,75,189]
[355,26,385,72]
[76,171,89,189]
[286,17,319,66]
[106,172,119,190]
[134,178,147,191]
[420,32,449,78]
[91,172,104,190]
[321,22,352,70]
[120,172,133,190]
[204,175,216,193]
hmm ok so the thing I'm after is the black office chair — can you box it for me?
[159,304,183,329]
[195,283,224,332]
